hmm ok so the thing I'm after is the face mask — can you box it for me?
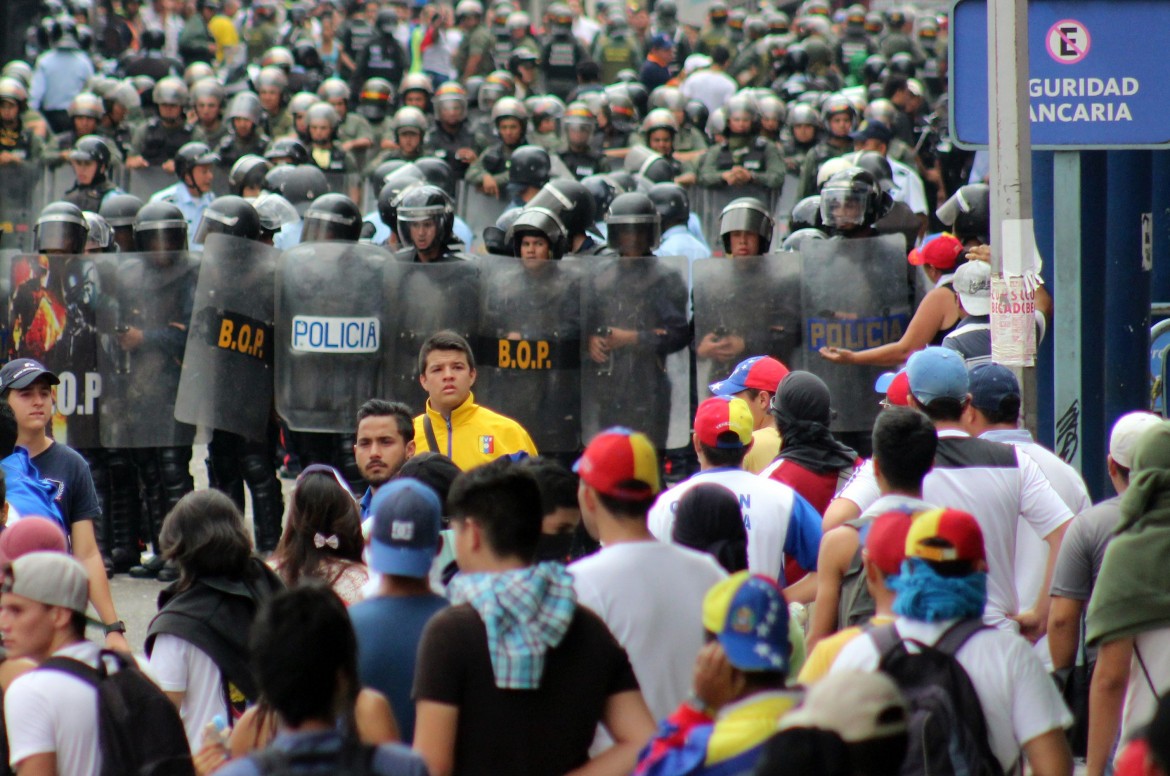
[535,532,575,564]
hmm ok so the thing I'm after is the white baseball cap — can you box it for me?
[779,669,908,743]
[952,260,991,317]
[1109,411,1164,469]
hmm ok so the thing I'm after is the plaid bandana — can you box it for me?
[449,562,578,690]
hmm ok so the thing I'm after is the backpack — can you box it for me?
[868,619,1006,776]
[38,650,195,776]
[252,741,377,775]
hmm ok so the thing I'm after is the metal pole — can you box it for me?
[986,0,1037,435]
[1052,151,1082,472]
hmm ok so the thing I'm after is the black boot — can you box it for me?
[107,450,142,574]
[242,445,285,554]
[128,449,168,580]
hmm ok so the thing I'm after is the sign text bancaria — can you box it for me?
[1029,77,1138,123]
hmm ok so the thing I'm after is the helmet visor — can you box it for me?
[606,221,659,256]
[820,188,868,229]
[35,220,88,254]
[135,221,188,252]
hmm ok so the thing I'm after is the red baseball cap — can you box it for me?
[864,511,914,576]
[693,396,754,449]
[906,508,985,565]
[874,370,911,407]
[907,233,963,270]
[574,427,661,501]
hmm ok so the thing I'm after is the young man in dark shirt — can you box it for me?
[0,359,129,651]
[412,458,655,776]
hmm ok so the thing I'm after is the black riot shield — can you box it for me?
[580,255,691,450]
[174,234,278,442]
[693,254,802,399]
[799,234,913,433]
[473,255,583,453]
[455,182,508,252]
[275,241,392,432]
[97,251,199,448]
[7,251,103,448]
[124,167,178,201]
[0,164,44,252]
[382,258,480,414]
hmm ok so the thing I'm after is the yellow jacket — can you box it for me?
[413,392,538,471]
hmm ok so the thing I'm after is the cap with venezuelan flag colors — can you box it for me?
[701,571,790,673]
[693,396,754,449]
[574,427,661,501]
[905,507,985,565]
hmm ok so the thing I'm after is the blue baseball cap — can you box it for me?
[906,346,969,405]
[702,572,790,673]
[649,32,675,49]
[708,356,790,397]
[369,479,441,578]
[968,363,1019,413]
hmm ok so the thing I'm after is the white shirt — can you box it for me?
[1122,627,1170,746]
[149,633,226,751]
[570,541,727,724]
[835,430,1073,630]
[679,69,737,115]
[831,617,1072,774]
[889,157,928,215]
[5,640,103,775]
[574,16,601,46]
[647,468,823,584]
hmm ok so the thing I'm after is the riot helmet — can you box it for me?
[261,46,295,71]
[83,212,114,253]
[0,62,32,88]
[647,182,689,231]
[937,184,991,245]
[508,207,568,261]
[368,159,411,197]
[414,157,457,200]
[684,100,709,135]
[152,76,188,108]
[253,191,300,239]
[580,175,618,225]
[375,7,399,36]
[491,97,528,129]
[483,208,522,256]
[69,135,113,183]
[35,201,89,254]
[606,192,660,257]
[434,82,468,125]
[526,179,596,240]
[888,52,916,77]
[301,193,362,243]
[821,93,859,137]
[68,92,103,120]
[280,164,330,215]
[396,185,456,253]
[376,163,424,229]
[641,107,678,137]
[264,137,310,166]
[509,145,552,189]
[0,78,29,109]
[357,77,395,123]
[134,201,188,252]
[648,86,685,113]
[820,167,882,232]
[391,106,428,139]
[229,155,273,196]
[624,147,674,184]
[862,55,888,84]
[789,195,824,232]
[183,62,214,85]
[287,91,320,118]
[400,73,434,110]
[853,151,895,194]
[99,193,144,252]
[174,141,220,189]
[782,227,828,251]
[477,72,514,113]
[293,40,324,71]
[305,102,341,143]
[864,98,898,128]
[720,197,775,255]
[195,195,261,243]
[226,91,264,126]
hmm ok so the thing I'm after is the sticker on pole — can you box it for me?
[1046,19,1090,64]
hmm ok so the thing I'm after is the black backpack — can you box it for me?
[38,649,195,776]
[869,619,1006,776]
[252,742,377,775]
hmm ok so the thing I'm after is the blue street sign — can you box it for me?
[950,0,1170,149]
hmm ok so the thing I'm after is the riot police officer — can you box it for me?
[99,193,144,252]
[255,66,293,139]
[395,185,470,263]
[264,137,311,167]
[561,103,610,180]
[527,178,610,255]
[697,95,786,191]
[426,82,479,180]
[127,77,193,171]
[319,78,376,161]
[0,77,47,168]
[229,154,272,198]
[368,106,429,170]
[150,141,219,249]
[504,145,554,210]
[189,77,227,147]
[50,92,105,167]
[64,135,123,211]
[649,182,706,261]
[453,0,496,80]
[540,3,590,100]
[194,195,286,552]
[466,97,530,199]
[351,8,408,93]
[301,193,364,243]
[697,1,732,55]
[796,92,858,199]
[819,167,887,238]
[217,92,272,170]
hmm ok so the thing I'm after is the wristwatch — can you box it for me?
[103,620,127,635]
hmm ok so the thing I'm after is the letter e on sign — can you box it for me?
[1046,19,1089,64]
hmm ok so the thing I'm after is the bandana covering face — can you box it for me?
[448,562,578,689]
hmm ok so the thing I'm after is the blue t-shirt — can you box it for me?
[349,593,449,742]
[215,730,428,776]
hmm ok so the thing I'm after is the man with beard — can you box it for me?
[354,399,416,522]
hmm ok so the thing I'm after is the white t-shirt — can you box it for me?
[834,431,1073,630]
[646,468,823,584]
[1122,626,1170,746]
[679,69,737,115]
[889,157,928,215]
[570,541,727,723]
[149,633,226,751]
[831,617,1072,774]
[5,640,103,775]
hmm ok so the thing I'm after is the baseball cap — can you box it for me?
[701,571,790,672]
[0,518,69,567]
[693,396,754,449]
[849,120,893,145]
[863,510,914,576]
[368,479,441,577]
[1109,411,1164,469]
[0,359,59,393]
[907,233,962,270]
[709,355,790,397]
[874,370,910,407]
[905,507,984,565]
[906,346,969,405]
[1,551,89,613]
[952,259,991,316]
[649,32,675,49]
[779,669,908,743]
[574,427,661,501]
[968,363,1020,414]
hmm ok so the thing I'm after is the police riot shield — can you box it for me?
[97,251,199,448]
[382,258,480,415]
[7,251,103,448]
[774,173,801,239]
[455,182,508,253]
[0,163,44,252]
[174,234,278,442]
[124,167,177,201]
[43,165,76,208]
[580,255,691,450]
[799,234,913,434]
[473,255,583,453]
[692,254,802,400]
[275,241,392,432]
[692,186,776,254]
